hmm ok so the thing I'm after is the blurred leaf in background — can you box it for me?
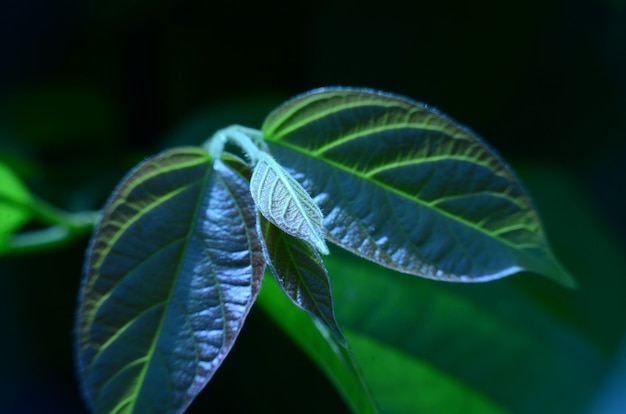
[0,162,33,252]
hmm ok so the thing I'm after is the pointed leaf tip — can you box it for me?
[534,253,577,288]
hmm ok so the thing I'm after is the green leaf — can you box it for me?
[257,214,345,343]
[343,331,506,414]
[262,87,574,286]
[257,257,520,414]
[325,250,601,414]
[76,148,265,414]
[257,275,379,414]
[0,162,33,252]
[263,248,600,413]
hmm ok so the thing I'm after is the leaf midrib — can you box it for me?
[275,226,338,340]
[122,158,215,414]
[268,140,541,254]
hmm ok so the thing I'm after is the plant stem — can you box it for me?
[3,196,99,256]
[204,125,267,164]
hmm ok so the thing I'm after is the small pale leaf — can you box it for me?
[250,152,329,255]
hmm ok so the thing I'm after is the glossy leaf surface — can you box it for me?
[76,148,264,414]
[262,87,574,286]
[258,214,344,343]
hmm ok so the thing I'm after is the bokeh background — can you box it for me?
[1,0,625,413]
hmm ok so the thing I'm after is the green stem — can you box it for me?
[3,196,99,256]
[204,125,267,164]
[30,195,97,227]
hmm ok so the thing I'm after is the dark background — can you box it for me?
[1,0,625,412]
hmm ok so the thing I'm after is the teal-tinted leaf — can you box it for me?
[0,162,33,252]
[76,148,265,414]
[262,87,574,286]
[251,152,329,254]
[257,214,344,343]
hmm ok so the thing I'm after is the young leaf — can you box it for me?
[76,148,264,414]
[0,162,33,252]
[250,152,329,254]
[262,87,574,286]
[257,214,345,344]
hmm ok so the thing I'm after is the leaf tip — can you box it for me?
[528,253,577,289]
[549,267,578,289]
[317,239,330,255]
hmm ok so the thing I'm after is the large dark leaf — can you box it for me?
[76,148,264,413]
[262,87,574,286]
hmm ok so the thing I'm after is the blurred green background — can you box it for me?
[1,0,625,413]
